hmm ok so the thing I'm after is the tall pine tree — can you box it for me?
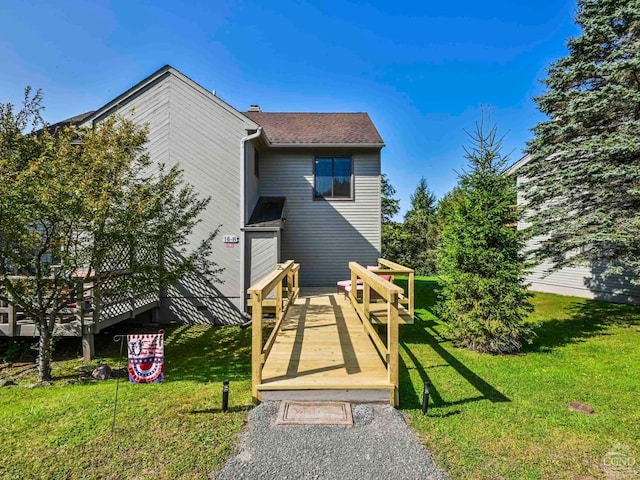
[522,0,640,281]
[404,178,438,274]
[438,121,532,354]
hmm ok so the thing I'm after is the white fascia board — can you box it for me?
[505,154,533,175]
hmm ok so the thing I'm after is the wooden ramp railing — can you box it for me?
[372,258,415,317]
[348,261,405,406]
[248,260,300,403]
[0,273,159,361]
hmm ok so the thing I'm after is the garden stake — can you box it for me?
[222,378,230,412]
[422,381,431,415]
[112,334,126,433]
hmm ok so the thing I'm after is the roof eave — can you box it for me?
[505,154,533,175]
[80,65,260,130]
[80,65,173,125]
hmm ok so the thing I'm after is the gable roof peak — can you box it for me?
[77,64,258,130]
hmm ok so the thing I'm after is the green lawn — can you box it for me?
[0,325,255,480]
[397,277,640,480]
[1,282,639,479]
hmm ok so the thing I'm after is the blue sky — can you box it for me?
[1,0,579,217]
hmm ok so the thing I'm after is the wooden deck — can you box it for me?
[0,300,159,338]
[258,289,392,402]
[0,294,159,361]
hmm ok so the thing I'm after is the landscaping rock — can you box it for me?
[0,378,15,387]
[569,402,594,414]
[92,364,112,380]
[111,367,129,379]
[27,381,52,388]
[75,365,94,374]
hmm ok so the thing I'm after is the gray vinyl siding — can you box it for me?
[246,231,279,287]
[258,148,381,286]
[80,73,172,171]
[166,73,251,303]
[83,70,257,322]
[245,141,260,221]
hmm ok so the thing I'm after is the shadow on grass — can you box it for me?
[399,276,640,412]
[163,325,253,382]
[400,316,510,411]
[526,298,640,353]
[399,276,509,411]
[25,323,254,384]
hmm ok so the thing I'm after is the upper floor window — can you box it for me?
[314,157,352,199]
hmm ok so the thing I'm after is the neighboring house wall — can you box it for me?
[524,256,640,304]
[510,156,640,304]
[258,148,381,286]
[83,68,259,323]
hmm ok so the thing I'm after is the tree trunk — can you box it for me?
[37,318,53,383]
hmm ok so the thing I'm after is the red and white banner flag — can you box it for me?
[127,333,164,383]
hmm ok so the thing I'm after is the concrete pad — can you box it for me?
[276,400,353,425]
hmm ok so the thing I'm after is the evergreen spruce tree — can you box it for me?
[522,0,640,281]
[438,121,533,354]
[436,186,466,238]
[404,178,438,274]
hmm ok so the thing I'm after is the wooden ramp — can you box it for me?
[259,290,391,402]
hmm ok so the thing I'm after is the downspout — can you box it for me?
[239,127,263,313]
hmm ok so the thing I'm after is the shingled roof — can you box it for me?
[45,110,95,133]
[244,112,384,146]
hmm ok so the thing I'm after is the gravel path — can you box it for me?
[213,402,448,480]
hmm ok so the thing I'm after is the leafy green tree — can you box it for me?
[0,89,220,382]
[381,173,400,223]
[404,178,438,274]
[522,0,640,281]
[438,121,532,354]
[380,174,406,263]
[382,222,408,264]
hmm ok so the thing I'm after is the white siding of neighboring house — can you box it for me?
[511,159,640,304]
[524,258,640,304]
[258,148,381,286]
[83,69,258,322]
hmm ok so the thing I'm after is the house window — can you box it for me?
[314,157,352,199]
